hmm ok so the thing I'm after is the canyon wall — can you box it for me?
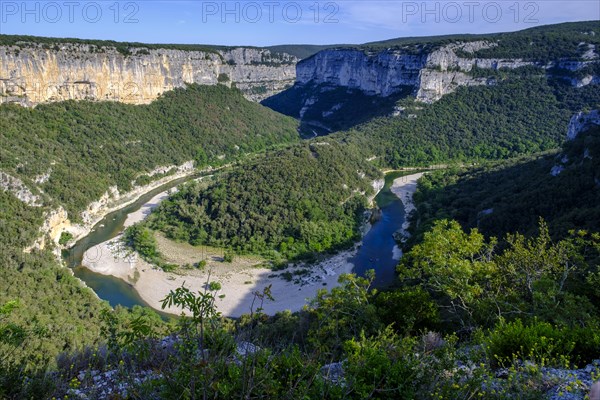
[0,43,298,105]
[293,41,599,103]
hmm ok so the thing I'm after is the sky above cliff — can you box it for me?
[0,1,598,46]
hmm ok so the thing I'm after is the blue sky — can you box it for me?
[0,1,598,46]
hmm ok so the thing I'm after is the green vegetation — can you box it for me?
[58,232,73,246]
[145,141,381,260]
[359,21,600,60]
[343,78,600,167]
[217,73,230,83]
[0,34,301,63]
[0,34,231,56]
[471,21,600,61]
[123,225,160,264]
[409,125,600,243]
[7,263,600,398]
[0,83,298,390]
[266,44,342,59]
[399,219,600,330]
[0,84,298,218]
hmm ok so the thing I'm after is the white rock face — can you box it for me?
[0,172,43,206]
[297,49,427,96]
[414,41,539,102]
[550,110,600,176]
[294,41,533,103]
[24,161,198,254]
[0,43,297,105]
[415,70,489,103]
[567,110,600,140]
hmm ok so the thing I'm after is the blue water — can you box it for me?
[351,171,410,288]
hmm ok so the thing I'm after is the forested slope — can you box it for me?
[342,77,600,167]
[409,124,600,244]
[142,75,600,262]
[0,84,299,218]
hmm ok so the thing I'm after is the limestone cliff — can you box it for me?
[0,42,297,105]
[296,49,427,97]
[550,110,600,176]
[567,110,600,140]
[265,39,599,132]
[295,40,599,104]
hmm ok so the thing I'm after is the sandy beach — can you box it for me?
[133,245,356,317]
[83,234,356,317]
[390,172,424,231]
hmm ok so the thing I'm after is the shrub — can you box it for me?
[124,224,160,262]
[223,249,234,263]
[58,232,73,246]
[482,319,576,367]
[374,286,440,334]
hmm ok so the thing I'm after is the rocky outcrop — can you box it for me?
[0,42,297,105]
[0,172,43,206]
[296,49,427,97]
[567,110,600,140]
[550,110,600,176]
[25,207,71,253]
[25,161,197,254]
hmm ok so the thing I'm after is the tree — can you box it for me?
[195,147,208,168]
[306,271,381,358]
[401,219,600,329]
[398,220,496,328]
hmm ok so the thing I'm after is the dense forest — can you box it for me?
[409,125,600,245]
[359,21,600,59]
[470,21,600,61]
[343,78,600,167]
[0,84,299,218]
[144,141,381,261]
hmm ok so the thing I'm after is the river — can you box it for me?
[65,170,411,309]
[63,174,201,310]
[351,171,410,288]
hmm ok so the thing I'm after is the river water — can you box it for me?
[63,174,199,309]
[65,171,410,309]
[351,171,409,288]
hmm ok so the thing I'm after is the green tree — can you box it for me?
[398,220,496,327]
[306,271,381,358]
